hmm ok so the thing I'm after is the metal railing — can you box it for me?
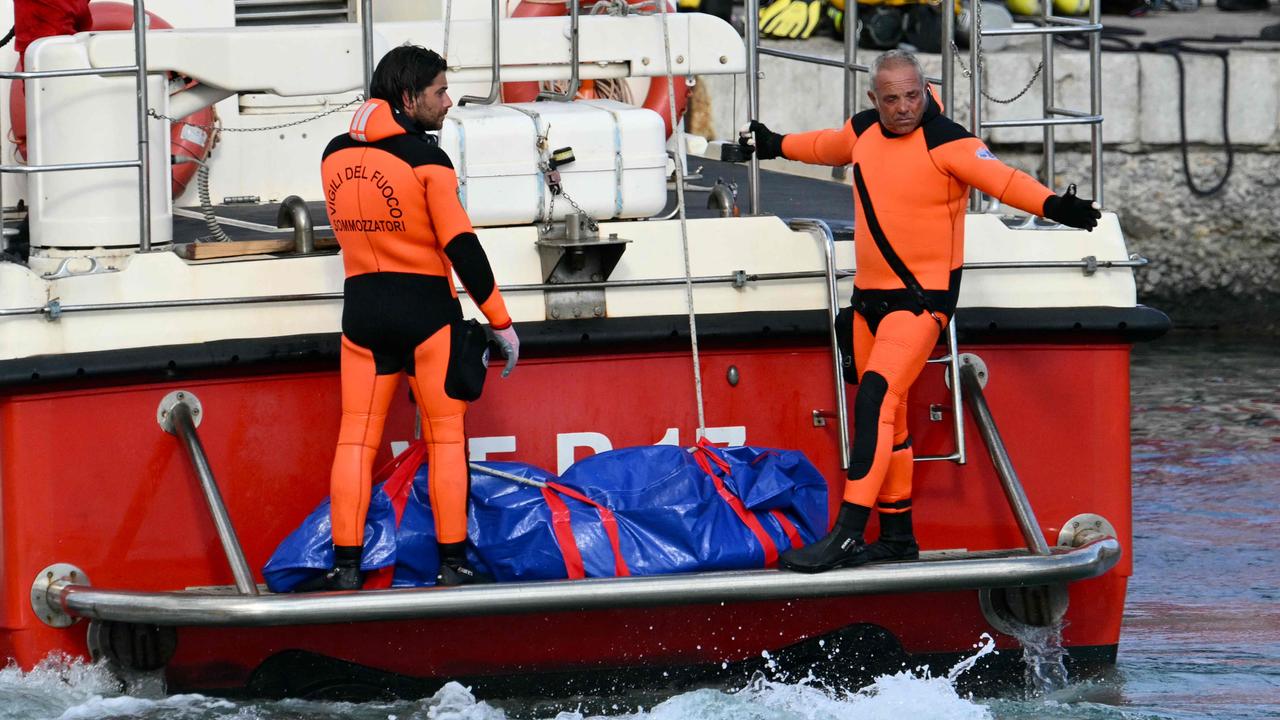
[0,255,1144,319]
[968,0,1105,209]
[0,2,153,251]
[740,0,1105,212]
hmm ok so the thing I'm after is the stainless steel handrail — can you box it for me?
[361,0,374,96]
[0,256,1145,318]
[745,0,762,214]
[49,539,1120,627]
[917,318,967,464]
[0,160,144,174]
[0,2,152,252]
[790,218,851,470]
[132,1,152,253]
[536,0,580,102]
[0,65,140,80]
[757,48,943,86]
[960,363,1051,555]
[962,0,1105,209]
[164,401,259,595]
[982,115,1102,129]
[460,0,503,106]
[980,23,1102,37]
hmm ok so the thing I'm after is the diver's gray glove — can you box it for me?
[486,323,519,378]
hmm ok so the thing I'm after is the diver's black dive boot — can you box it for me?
[436,541,494,587]
[779,502,870,573]
[297,544,364,591]
[844,509,920,567]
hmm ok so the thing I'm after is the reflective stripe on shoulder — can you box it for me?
[349,101,381,142]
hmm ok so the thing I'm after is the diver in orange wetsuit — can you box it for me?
[747,50,1100,572]
[314,46,519,590]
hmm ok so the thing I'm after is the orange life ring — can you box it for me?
[8,2,216,200]
[501,0,689,137]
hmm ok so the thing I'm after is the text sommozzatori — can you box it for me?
[326,164,406,231]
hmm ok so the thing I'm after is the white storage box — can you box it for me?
[437,100,668,228]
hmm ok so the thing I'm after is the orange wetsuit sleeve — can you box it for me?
[932,137,1054,215]
[419,164,512,328]
[781,119,859,167]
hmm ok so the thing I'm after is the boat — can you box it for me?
[0,0,1168,699]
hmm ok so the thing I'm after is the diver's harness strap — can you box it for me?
[852,164,946,331]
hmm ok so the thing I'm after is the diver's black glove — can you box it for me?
[1042,184,1101,231]
[744,120,786,161]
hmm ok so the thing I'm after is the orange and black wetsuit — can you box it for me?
[782,93,1052,516]
[321,99,510,551]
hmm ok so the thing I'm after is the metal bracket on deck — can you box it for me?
[1059,513,1117,548]
[536,212,630,321]
[31,563,89,627]
[943,353,989,390]
[157,390,203,433]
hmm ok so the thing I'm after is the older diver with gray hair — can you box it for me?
[744,49,1100,572]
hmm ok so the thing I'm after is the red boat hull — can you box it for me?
[0,339,1132,692]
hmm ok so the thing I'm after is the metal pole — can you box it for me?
[745,0,761,215]
[168,402,260,595]
[361,0,374,97]
[536,0,579,101]
[460,0,503,105]
[791,218,850,470]
[941,0,954,114]
[967,1,982,211]
[1042,0,1056,190]
[133,1,152,252]
[834,0,858,181]
[53,540,1120,626]
[960,364,1051,555]
[1089,0,1103,205]
[945,319,966,465]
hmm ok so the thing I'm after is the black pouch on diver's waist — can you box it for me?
[444,319,490,401]
[834,305,856,385]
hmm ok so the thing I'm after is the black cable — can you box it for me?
[1055,28,1241,196]
[0,26,13,49]
[1158,42,1232,197]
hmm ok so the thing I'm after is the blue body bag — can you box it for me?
[264,443,829,592]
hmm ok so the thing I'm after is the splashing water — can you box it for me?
[1006,623,1070,697]
[0,637,1006,720]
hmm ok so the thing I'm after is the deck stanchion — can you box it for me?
[133,0,152,253]
[361,0,374,97]
[1089,0,1104,206]
[942,0,954,115]
[160,394,259,595]
[960,364,1051,555]
[745,0,761,215]
[460,0,503,106]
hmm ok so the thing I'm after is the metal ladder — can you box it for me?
[0,1,154,252]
